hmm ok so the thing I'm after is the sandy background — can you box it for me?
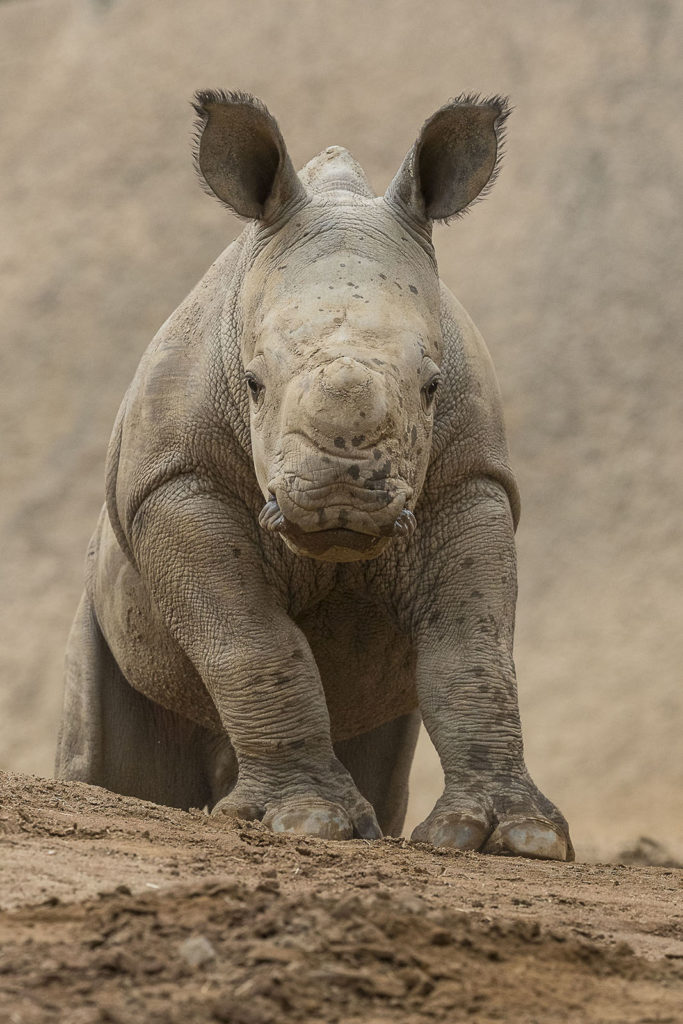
[1,0,681,862]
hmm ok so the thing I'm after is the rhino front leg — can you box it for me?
[131,481,381,840]
[411,477,573,861]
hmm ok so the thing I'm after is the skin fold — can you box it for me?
[55,91,573,861]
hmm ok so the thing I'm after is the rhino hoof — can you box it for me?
[411,813,489,851]
[263,797,353,840]
[483,817,569,861]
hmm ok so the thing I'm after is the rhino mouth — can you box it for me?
[259,497,416,562]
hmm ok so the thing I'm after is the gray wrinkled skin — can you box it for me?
[55,91,573,861]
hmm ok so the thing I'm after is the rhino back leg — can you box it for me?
[334,710,421,836]
[55,590,230,810]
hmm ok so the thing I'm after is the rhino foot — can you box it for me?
[211,753,382,841]
[411,772,574,862]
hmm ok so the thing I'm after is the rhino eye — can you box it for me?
[245,372,265,404]
[421,376,440,413]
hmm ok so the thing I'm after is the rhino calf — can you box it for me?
[56,91,572,860]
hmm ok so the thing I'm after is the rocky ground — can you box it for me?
[1,772,681,1024]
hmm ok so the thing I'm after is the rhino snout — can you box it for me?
[259,494,416,550]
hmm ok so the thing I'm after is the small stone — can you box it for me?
[178,934,217,968]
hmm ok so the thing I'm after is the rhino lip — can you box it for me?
[258,498,416,544]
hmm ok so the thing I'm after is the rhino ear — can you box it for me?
[386,95,510,224]
[192,90,307,220]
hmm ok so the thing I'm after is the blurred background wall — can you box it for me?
[1,0,681,860]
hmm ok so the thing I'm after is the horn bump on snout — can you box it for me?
[301,358,390,445]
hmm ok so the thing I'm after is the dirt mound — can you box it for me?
[1,772,682,1023]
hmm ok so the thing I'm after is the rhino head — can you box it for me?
[193,91,508,562]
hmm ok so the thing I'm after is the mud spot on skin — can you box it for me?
[411,425,418,445]
[351,435,365,447]
[373,449,382,460]
[394,281,403,290]
[379,273,387,280]
[352,294,363,299]
[462,557,474,569]
[347,464,360,480]
[471,590,483,599]
[370,460,392,481]
[334,437,346,449]
[232,547,241,559]
[409,285,418,294]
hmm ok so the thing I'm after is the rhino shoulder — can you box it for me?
[105,235,253,556]
[427,281,520,527]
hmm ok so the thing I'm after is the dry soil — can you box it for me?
[1,772,682,1024]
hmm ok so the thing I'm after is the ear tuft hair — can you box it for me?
[436,93,511,223]
[386,94,512,226]
[190,90,306,220]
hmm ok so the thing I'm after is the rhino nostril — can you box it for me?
[258,497,285,533]
[392,508,417,539]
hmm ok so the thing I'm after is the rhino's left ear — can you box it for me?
[385,95,510,224]
[192,90,307,221]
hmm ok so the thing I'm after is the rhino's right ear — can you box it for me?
[192,90,307,221]
[386,94,510,224]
